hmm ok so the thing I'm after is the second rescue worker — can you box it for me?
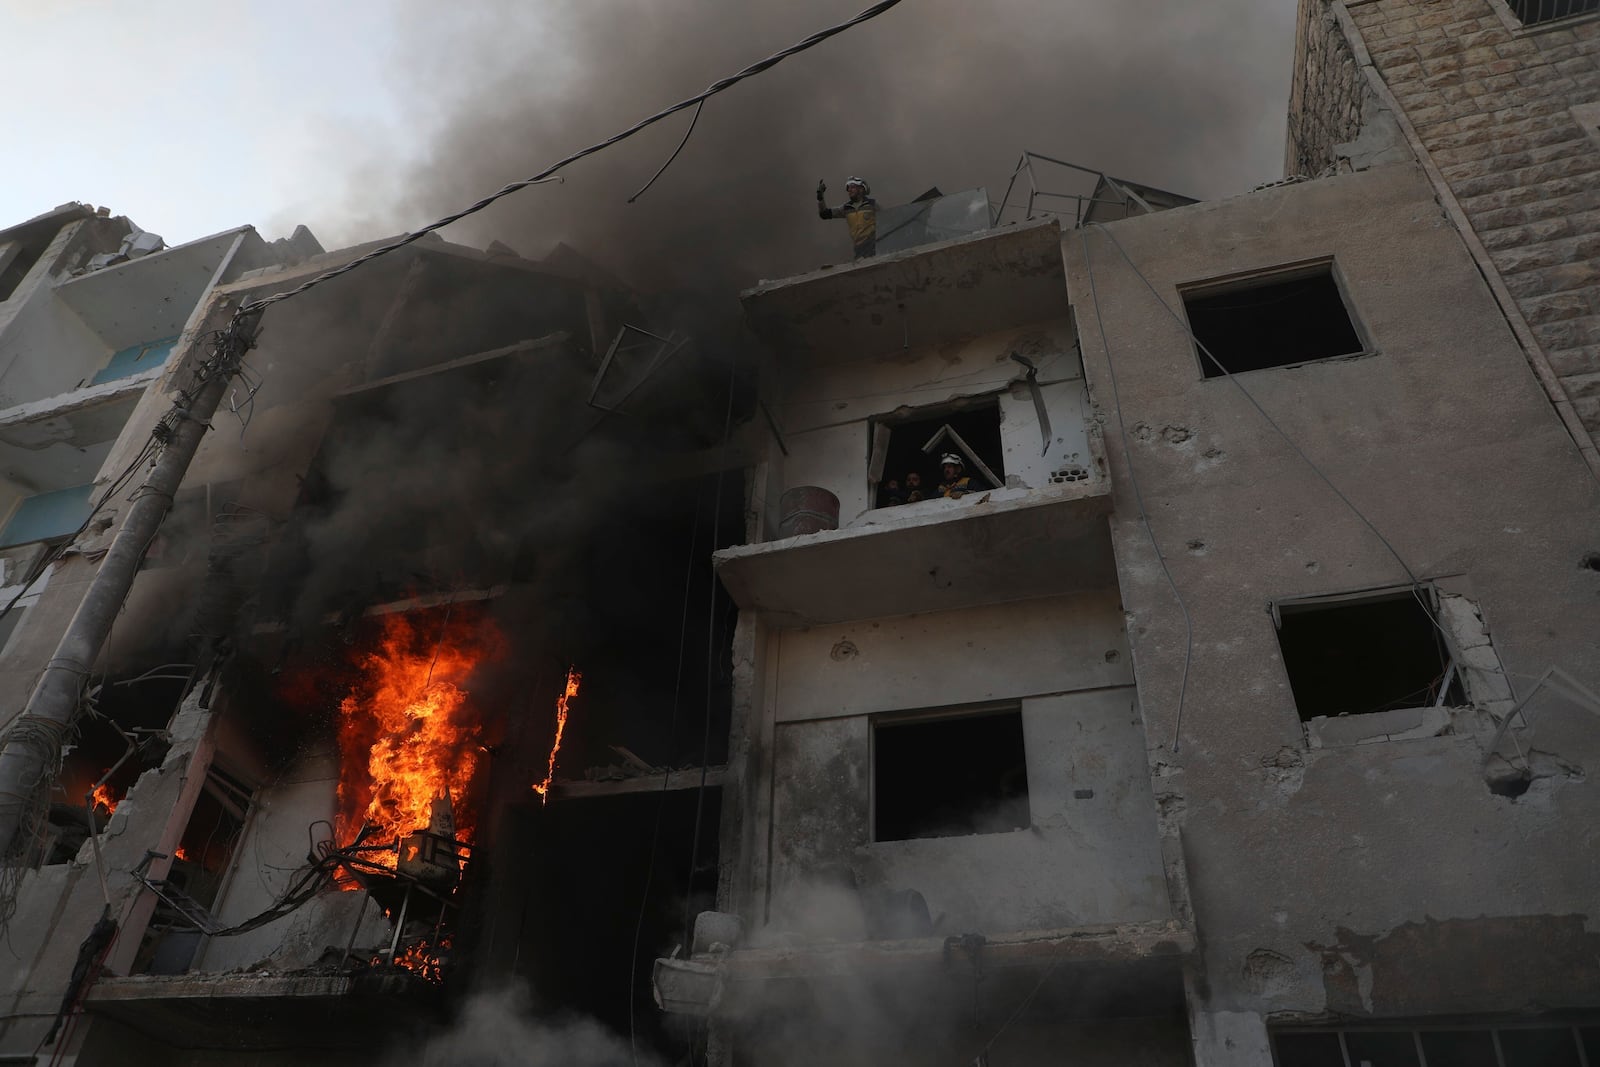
[817,176,878,259]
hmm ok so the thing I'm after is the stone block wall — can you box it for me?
[1286,0,1371,175]
[1289,0,1600,447]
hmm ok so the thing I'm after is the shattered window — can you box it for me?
[873,705,1029,842]
[1182,262,1365,378]
[1274,588,1462,722]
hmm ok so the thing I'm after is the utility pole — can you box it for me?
[0,302,259,864]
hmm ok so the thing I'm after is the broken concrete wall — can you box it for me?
[759,591,1170,941]
[1068,162,1600,1056]
[0,214,126,397]
[0,689,218,1059]
[770,316,1092,533]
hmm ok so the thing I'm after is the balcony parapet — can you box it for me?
[716,476,1113,627]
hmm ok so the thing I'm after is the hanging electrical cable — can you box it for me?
[235,0,905,319]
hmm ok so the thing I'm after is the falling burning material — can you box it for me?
[532,667,581,804]
[89,782,117,814]
[336,611,498,866]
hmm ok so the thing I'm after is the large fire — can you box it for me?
[532,667,581,803]
[335,611,498,864]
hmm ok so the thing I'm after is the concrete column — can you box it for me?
[1190,1008,1274,1067]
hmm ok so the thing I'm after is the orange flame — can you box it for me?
[336,611,497,864]
[174,845,191,861]
[90,782,118,814]
[531,667,581,804]
[389,935,451,983]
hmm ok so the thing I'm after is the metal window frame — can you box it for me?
[866,392,1006,504]
[1272,1021,1597,1067]
[586,323,687,414]
[1269,583,1461,723]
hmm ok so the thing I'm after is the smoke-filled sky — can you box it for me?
[7,0,1296,291]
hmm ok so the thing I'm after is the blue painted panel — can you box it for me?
[0,483,95,547]
[91,336,179,385]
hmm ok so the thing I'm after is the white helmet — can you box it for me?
[845,176,871,194]
[939,452,964,469]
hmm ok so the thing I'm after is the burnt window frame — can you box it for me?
[866,393,1006,509]
[869,700,1031,843]
[1179,257,1373,380]
[1270,584,1468,726]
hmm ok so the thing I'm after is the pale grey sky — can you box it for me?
[2,2,418,245]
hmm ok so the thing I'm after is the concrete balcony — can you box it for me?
[715,471,1112,628]
[742,217,1068,365]
[655,918,1193,1021]
[85,971,439,1051]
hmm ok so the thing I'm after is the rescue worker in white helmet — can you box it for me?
[937,452,973,499]
[816,176,878,259]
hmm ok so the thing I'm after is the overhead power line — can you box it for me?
[240,0,907,317]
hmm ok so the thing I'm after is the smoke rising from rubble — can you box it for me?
[328,0,1295,293]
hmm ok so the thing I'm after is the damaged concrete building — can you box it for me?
[0,210,744,1062]
[653,2,1600,1064]
[3,1,1600,1064]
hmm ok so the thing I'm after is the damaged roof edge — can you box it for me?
[741,215,1063,301]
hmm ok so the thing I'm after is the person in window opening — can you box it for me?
[938,453,974,499]
[817,176,878,259]
[904,470,925,502]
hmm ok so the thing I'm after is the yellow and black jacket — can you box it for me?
[819,196,878,258]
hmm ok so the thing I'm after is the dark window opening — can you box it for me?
[1277,1025,1590,1067]
[1343,1031,1421,1066]
[1273,1031,1346,1067]
[1276,591,1462,722]
[1184,264,1364,378]
[871,398,1004,509]
[467,789,719,1063]
[1510,0,1600,25]
[874,707,1029,842]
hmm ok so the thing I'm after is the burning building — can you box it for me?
[0,215,743,1062]
[2,2,1600,1064]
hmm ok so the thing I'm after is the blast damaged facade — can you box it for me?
[0,220,744,1063]
[4,5,1600,1066]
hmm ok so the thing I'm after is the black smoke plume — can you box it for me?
[322,0,1295,295]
